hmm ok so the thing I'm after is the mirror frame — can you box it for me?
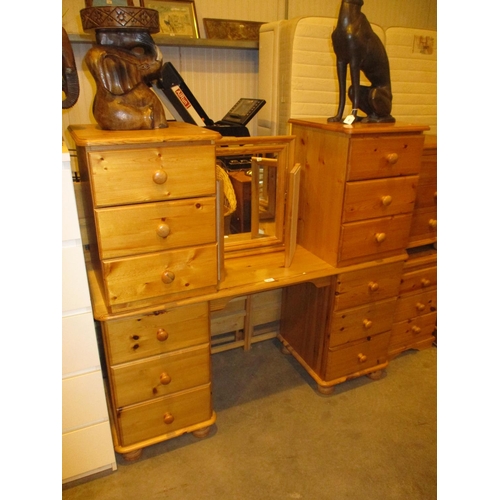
[215,135,296,256]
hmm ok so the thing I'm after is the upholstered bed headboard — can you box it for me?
[257,17,437,136]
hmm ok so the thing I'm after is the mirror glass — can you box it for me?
[215,136,294,254]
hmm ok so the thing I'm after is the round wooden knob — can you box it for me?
[416,302,426,312]
[375,232,386,243]
[434,191,437,200]
[421,278,431,287]
[153,169,167,184]
[160,372,171,385]
[161,271,175,284]
[381,195,392,206]
[156,223,170,238]
[368,281,379,292]
[428,219,437,229]
[163,412,174,425]
[363,319,373,329]
[156,328,168,342]
[411,326,421,334]
[358,353,367,363]
[385,153,399,165]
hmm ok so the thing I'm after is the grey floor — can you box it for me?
[63,339,437,500]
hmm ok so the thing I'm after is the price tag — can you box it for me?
[343,114,355,125]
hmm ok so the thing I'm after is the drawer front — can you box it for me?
[117,384,212,447]
[390,313,437,352]
[414,180,437,209]
[103,244,218,307]
[343,176,418,222]
[87,146,216,207]
[96,197,217,259]
[325,331,390,381]
[399,266,437,295]
[347,135,424,181]
[409,207,437,241]
[104,302,209,365]
[329,298,397,347]
[110,345,210,407]
[334,261,404,310]
[338,214,412,264]
[393,289,437,323]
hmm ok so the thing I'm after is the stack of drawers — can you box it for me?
[70,123,220,459]
[408,135,437,247]
[281,120,428,393]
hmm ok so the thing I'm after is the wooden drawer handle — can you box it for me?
[161,271,175,284]
[358,353,367,363]
[421,278,431,288]
[416,302,426,312]
[428,219,437,229]
[156,328,168,342]
[363,319,373,329]
[153,169,168,184]
[411,326,421,334]
[385,153,399,165]
[368,281,379,292]
[375,232,386,243]
[381,195,392,206]
[163,412,175,425]
[160,372,171,385]
[156,223,171,238]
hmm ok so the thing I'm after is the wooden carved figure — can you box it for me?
[328,0,395,123]
[80,2,167,130]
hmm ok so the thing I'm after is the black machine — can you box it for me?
[155,62,265,137]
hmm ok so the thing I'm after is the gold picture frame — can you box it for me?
[203,18,265,41]
[145,0,199,38]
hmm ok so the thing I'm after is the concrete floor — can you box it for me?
[63,339,437,500]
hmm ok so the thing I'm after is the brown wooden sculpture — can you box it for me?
[62,27,80,109]
[81,2,167,130]
[328,0,395,123]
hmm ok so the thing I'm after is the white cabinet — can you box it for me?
[62,144,116,484]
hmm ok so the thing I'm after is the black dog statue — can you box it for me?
[328,0,395,123]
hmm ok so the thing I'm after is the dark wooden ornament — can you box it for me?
[81,3,167,130]
[328,0,395,124]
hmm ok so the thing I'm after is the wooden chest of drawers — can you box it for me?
[389,246,437,358]
[280,120,428,394]
[70,123,221,459]
[408,135,437,247]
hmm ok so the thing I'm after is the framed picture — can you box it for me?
[203,19,265,41]
[145,0,199,38]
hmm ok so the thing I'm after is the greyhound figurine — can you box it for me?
[328,0,395,123]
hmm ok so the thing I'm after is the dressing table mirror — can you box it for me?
[215,135,296,257]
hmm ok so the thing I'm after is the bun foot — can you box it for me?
[281,345,291,355]
[192,426,211,439]
[366,370,383,381]
[317,384,335,395]
[122,448,143,462]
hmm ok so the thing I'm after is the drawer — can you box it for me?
[325,331,391,381]
[347,135,424,181]
[334,261,404,310]
[399,266,437,295]
[414,180,437,209]
[338,214,412,264]
[117,383,212,447]
[343,176,418,222]
[96,197,217,259]
[390,312,437,352]
[87,145,216,207]
[409,207,437,241]
[103,302,209,365]
[329,298,396,347]
[110,345,210,407]
[393,289,437,323]
[102,243,218,308]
